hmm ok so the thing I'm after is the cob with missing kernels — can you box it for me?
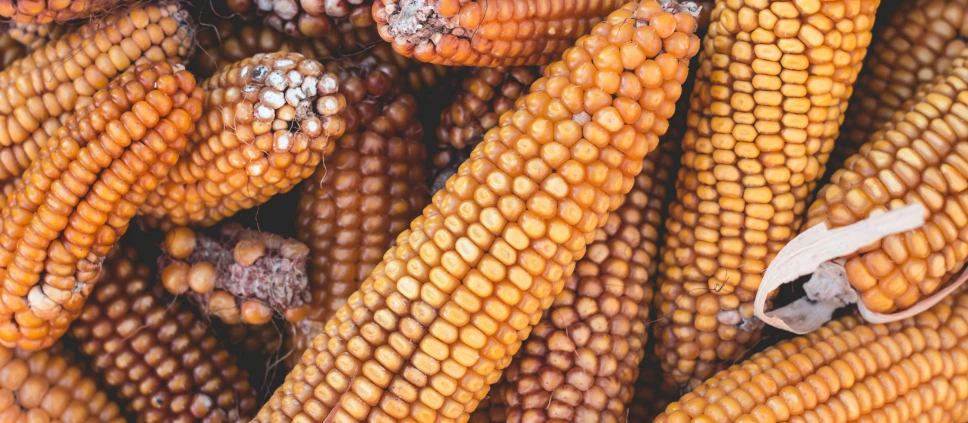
[252,1,701,421]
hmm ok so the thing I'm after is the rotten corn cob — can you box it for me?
[70,245,259,422]
[831,0,968,173]
[0,0,125,23]
[654,287,968,423]
[0,61,204,350]
[159,223,311,325]
[0,2,195,182]
[226,0,375,38]
[253,1,701,421]
[373,0,627,67]
[138,52,346,229]
[804,48,968,314]
[652,0,882,388]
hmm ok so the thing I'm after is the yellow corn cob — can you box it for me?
[373,0,628,67]
[652,0,882,389]
[0,343,126,422]
[253,1,701,421]
[138,52,347,229]
[654,287,968,423]
[0,61,204,350]
[0,34,27,70]
[4,21,72,49]
[0,0,125,23]
[0,3,195,182]
[831,0,968,173]
[805,48,968,314]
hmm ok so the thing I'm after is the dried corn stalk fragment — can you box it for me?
[652,0,882,389]
[70,246,259,422]
[0,3,195,182]
[832,0,968,172]
[0,0,125,23]
[139,52,346,229]
[252,1,701,421]
[226,0,374,38]
[0,61,204,350]
[654,288,968,423]
[804,48,968,314]
[373,0,627,67]
[0,343,126,422]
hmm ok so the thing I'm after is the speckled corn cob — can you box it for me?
[226,0,374,38]
[502,138,679,422]
[253,1,701,421]
[652,0,882,389]
[70,245,259,422]
[0,0,125,23]
[4,21,71,49]
[287,53,431,366]
[654,287,968,423]
[0,34,26,69]
[831,0,968,173]
[805,48,968,314]
[373,0,628,67]
[0,3,195,182]
[0,61,204,350]
[159,223,312,325]
[138,52,346,229]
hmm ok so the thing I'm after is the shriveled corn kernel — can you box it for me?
[655,288,968,423]
[227,0,374,38]
[373,0,627,66]
[0,0,124,23]
[0,61,204,350]
[70,246,259,422]
[806,49,968,314]
[252,1,701,421]
[652,0,883,389]
[139,52,347,229]
[159,223,311,325]
[0,3,195,182]
[0,343,125,422]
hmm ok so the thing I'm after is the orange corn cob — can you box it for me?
[654,288,968,423]
[0,61,204,350]
[70,245,259,422]
[0,3,195,182]
[804,48,968,314]
[0,34,27,69]
[253,1,701,421]
[373,0,628,67]
[138,52,346,229]
[159,223,312,325]
[226,0,374,38]
[652,0,882,389]
[0,343,126,422]
[0,0,125,23]
[831,0,968,173]
[0,179,15,209]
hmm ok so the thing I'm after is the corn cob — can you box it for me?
[654,287,968,423]
[502,136,679,422]
[0,178,15,210]
[0,34,27,70]
[139,52,346,229]
[159,223,312,325]
[0,61,204,350]
[804,48,968,314]
[373,0,629,67]
[468,380,507,423]
[253,1,701,421]
[0,343,127,422]
[70,245,259,422]
[652,0,882,389]
[0,3,195,183]
[226,0,374,38]
[4,21,72,50]
[216,319,285,355]
[0,0,125,23]
[831,0,968,174]
[628,361,681,422]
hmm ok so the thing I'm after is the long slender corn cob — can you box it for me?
[0,61,204,350]
[0,343,126,422]
[287,53,431,366]
[654,287,968,423]
[138,52,346,229]
[70,245,259,422]
[159,223,311,325]
[830,0,968,173]
[0,3,195,182]
[0,0,125,23]
[252,1,701,421]
[4,21,72,49]
[652,0,882,388]
[226,0,375,38]
[804,48,968,314]
[502,134,679,422]
[0,34,26,69]
[373,0,628,67]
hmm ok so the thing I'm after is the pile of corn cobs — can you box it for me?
[1,0,967,422]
